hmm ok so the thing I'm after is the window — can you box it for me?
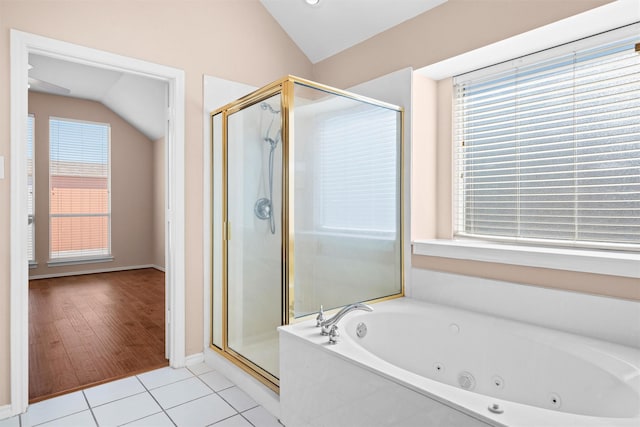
[27,114,35,264]
[454,25,640,251]
[49,117,111,262]
[316,105,399,237]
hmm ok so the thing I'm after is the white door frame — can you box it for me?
[9,30,186,416]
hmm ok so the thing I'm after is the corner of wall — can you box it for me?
[436,78,453,239]
[410,73,437,241]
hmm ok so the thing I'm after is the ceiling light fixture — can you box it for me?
[305,0,320,5]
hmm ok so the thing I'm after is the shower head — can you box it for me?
[264,136,279,150]
[261,102,280,115]
[261,101,281,149]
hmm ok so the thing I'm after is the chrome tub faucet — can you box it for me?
[317,303,373,344]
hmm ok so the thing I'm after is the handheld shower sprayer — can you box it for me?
[261,102,280,114]
[261,102,281,149]
[254,102,281,234]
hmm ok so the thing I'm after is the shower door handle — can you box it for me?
[223,221,231,241]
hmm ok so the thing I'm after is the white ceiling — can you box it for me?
[29,54,167,141]
[260,0,447,63]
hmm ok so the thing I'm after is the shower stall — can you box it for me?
[210,76,404,390]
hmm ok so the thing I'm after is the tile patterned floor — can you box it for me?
[0,364,283,427]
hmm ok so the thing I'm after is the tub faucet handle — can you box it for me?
[320,302,373,335]
[315,305,325,327]
[328,324,339,344]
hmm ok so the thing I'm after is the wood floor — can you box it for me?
[29,268,168,402]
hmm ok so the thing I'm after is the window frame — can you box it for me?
[47,116,113,265]
[452,24,640,253]
[411,15,640,282]
[312,103,401,240]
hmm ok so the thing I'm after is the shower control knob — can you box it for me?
[328,325,340,344]
[254,198,272,220]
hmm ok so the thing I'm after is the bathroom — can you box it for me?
[1,0,639,426]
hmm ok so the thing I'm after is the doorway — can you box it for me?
[10,30,186,416]
[29,269,168,402]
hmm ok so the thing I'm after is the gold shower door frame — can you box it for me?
[210,75,405,392]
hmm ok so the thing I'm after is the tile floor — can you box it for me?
[0,364,283,427]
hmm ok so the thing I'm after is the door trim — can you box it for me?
[9,29,186,415]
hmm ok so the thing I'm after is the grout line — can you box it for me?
[140,375,219,411]
[194,374,218,393]
[88,390,148,409]
[116,410,165,427]
[137,368,195,391]
[205,412,251,427]
[196,377,217,396]
[158,392,217,411]
[186,364,214,377]
[217,388,259,414]
[237,402,260,413]
[27,394,91,427]
[29,408,88,427]
[194,371,235,394]
[134,375,177,426]
[239,411,257,427]
[81,390,99,426]
[241,406,285,427]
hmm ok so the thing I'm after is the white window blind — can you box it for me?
[27,114,35,263]
[316,105,399,236]
[49,117,111,260]
[454,26,640,250]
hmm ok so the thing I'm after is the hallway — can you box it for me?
[29,269,167,402]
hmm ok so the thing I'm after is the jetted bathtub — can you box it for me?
[279,298,640,427]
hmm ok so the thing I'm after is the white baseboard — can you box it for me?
[185,352,204,366]
[152,265,166,272]
[0,404,15,421]
[29,264,158,280]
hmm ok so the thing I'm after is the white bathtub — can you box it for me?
[279,297,640,426]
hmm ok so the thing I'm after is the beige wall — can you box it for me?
[436,78,453,239]
[313,0,612,89]
[28,91,155,276]
[412,255,640,301]
[411,74,437,240]
[0,0,313,405]
[153,137,165,269]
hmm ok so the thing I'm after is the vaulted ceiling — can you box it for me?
[28,54,167,141]
[26,0,446,139]
[260,0,447,63]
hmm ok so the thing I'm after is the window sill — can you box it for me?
[412,239,640,279]
[29,261,38,269]
[47,256,114,268]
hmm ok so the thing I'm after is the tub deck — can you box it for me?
[279,297,640,427]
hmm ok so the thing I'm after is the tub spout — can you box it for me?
[320,302,373,336]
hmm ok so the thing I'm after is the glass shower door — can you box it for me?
[226,93,282,381]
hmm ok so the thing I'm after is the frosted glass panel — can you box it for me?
[293,83,402,318]
[226,94,282,378]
